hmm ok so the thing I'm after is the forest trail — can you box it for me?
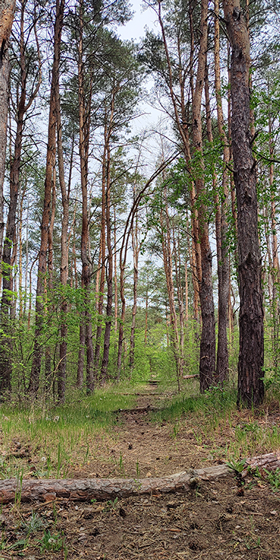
[71,380,218,481]
[1,385,280,558]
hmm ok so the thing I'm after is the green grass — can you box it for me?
[151,383,237,423]
[0,381,138,479]
[1,377,280,481]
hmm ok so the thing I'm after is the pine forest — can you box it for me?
[1,2,280,556]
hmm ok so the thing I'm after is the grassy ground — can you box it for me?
[0,377,280,559]
[0,377,280,480]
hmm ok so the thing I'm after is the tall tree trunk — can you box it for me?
[117,259,126,380]
[158,0,201,330]
[223,0,264,407]
[18,184,26,320]
[0,0,16,262]
[0,0,40,392]
[213,0,230,383]
[100,144,113,382]
[45,168,56,391]
[192,0,215,392]
[94,130,106,379]
[173,227,184,372]
[78,0,94,393]
[114,207,118,334]
[129,214,139,373]
[56,77,69,402]
[160,196,181,392]
[29,0,64,394]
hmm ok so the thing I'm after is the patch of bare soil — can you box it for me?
[66,389,279,481]
[1,387,280,558]
[1,475,280,559]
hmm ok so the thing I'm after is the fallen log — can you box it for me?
[0,452,279,504]
[242,451,280,477]
[0,464,229,504]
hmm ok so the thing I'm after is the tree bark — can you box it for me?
[56,77,69,403]
[100,143,113,382]
[114,207,118,333]
[192,0,215,392]
[223,0,264,407]
[78,0,94,393]
[0,0,16,392]
[129,203,139,372]
[29,0,64,395]
[0,465,231,504]
[160,193,181,391]
[0,0,16,261]
[213,0,230,384]
[94,131,106,380]
[1,453,279,504]
[45,168,56,390]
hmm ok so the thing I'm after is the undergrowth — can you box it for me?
[0,378,280,479]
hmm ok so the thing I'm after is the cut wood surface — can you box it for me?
[0,452,279,504]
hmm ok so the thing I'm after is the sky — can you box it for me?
[118,0,157,42]
[116,1,166,167]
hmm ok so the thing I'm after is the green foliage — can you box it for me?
[21,512,47,535]
[226,458,246,474]
[38,529,65,553]
[264,467,280,491]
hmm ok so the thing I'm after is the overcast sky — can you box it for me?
[118,0,157,41]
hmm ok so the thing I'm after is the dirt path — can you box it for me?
[70,381,217,481]
[1,470,280,559]
[1,384,280,559]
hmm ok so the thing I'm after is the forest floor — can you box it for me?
[1,380,280,559]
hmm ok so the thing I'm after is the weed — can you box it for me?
[53,502,58,525]
[84,443,89,464]
[119,453,125,475]
[192,429,202,445]
[136,459,140,478]
[264,467,280,491]
[103,497,118,512]
[21,511,47,534]
[172,423,180,439]
[38,528,65,553]
[226,458,246,474]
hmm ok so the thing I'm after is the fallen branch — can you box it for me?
[115,406,160,414]
[0,452,279,504]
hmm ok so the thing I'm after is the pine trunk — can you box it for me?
[0,0,16,261]
[223,0,264,407]
[101,145,113,382]
[192,0,215,392]
[78,0,94,393]
[56,81,69,402]
[29,0,64,394]
[213,0,230,383]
